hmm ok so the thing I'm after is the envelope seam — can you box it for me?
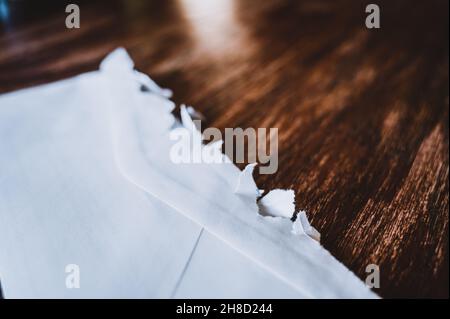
[170,228,204,298]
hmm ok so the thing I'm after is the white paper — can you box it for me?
[0,72,202,298]
[0,48,378,299]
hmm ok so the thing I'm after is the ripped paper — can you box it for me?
[0,48,377,298]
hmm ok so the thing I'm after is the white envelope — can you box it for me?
[0,49,377,299]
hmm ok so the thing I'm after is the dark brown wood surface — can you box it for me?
[0,0,448,298]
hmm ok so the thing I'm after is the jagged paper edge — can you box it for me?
[100,48,378,298]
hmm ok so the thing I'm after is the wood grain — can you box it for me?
[0,0,448,298]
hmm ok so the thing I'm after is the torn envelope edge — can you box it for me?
[99,48,378,299]
[178,103,316,235]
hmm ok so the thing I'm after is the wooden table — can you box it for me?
[0,0,448,298]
